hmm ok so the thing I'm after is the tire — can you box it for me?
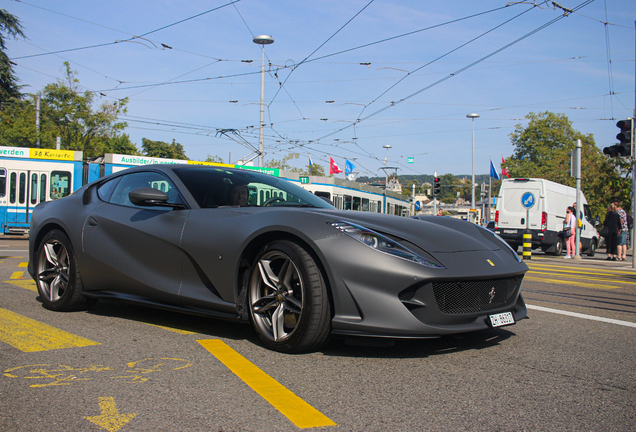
[587,239,597,257]
[35,230,96,311]
[552,236,564,256]
[248,240,331,353]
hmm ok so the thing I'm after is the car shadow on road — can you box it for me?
[85,300,260,343]
[322,328,517,359]
[82,300,517,357]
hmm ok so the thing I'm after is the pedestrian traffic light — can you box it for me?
[433,177,441,195]
[604,119,633,157]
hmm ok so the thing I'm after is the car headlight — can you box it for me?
[476,224,523,263]
[328,221,444,268]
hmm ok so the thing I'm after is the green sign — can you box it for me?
[407,156,414,164]
[300,176,310,184]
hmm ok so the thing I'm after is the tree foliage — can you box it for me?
[503,111,630,217]
[0,9,25,103]
[141,138,188,159]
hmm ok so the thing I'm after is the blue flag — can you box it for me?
[490,159,500,180]
[345,159,356,174]
[308,155,313,166]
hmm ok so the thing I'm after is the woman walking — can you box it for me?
[564,206,576,258]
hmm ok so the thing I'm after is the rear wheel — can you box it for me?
[248,240,331,353]
[35,230,95,311]
[587,239,597,257]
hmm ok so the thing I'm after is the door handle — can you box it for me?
[88,217,98,226]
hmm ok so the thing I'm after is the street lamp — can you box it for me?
[382,145,392,214]
[466,113,479,221]
[253,35,274,167]
[383,144,392,166]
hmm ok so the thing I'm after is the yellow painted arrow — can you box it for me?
[84,397,136,432]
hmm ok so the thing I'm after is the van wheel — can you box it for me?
[587,239,597,257]
[552,237,564,256]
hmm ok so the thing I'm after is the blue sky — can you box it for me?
[6,0,635,178]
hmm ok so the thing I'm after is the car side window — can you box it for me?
[109,172,180,208]
[97,177,121,202]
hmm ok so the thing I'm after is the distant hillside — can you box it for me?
[358,174,495,185]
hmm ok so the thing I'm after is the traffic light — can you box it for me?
[433,177,441,195]
[603,119,633,157]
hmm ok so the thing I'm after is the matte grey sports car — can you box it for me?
[28,164,528,353]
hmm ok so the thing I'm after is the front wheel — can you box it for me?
[35,230,95,311]
[248,240,331,353]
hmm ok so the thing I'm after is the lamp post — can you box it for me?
[467,113,479,222]
[382,145,392,214]
[253,35,274,167]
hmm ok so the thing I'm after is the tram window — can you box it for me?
[19,172,26,204]
[343,195,352,210]
[30,173,38,204]
[352,196,361,211]
[377,201,382,213]
[50,171,72,199]
[40,174,47,202]
[361,198,369,211]
[0,168,5,198]
[9,172,16,203]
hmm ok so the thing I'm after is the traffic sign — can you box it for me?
[521,192,535,209]
[407,156,414,164]
[414,201,421,211]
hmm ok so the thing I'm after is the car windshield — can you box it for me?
[173,167,335,209]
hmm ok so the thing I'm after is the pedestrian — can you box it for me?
[563,206,576,258]
[615,201,628,261]
[602,203,621,261]
[437,208,444,216]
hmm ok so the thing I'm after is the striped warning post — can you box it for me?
[522,230,532,260]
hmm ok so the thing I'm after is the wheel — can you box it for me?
[587,239,597,257]
[262,196,285,206]
[248,240,331,353]
[35,230,95,311]
[552,236,564,256]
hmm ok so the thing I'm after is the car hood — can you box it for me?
[300,209,506,253]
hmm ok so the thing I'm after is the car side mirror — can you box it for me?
[129,187,186,209]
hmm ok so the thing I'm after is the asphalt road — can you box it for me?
[1,237,634,432]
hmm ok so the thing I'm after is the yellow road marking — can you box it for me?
[5,279,37,292]
[527,270,635,286]
[84,397,136,432]
[0,308,100,352]
[198,339,337,429]
[146,323,196,335]
[527,262,636,276]
[18,262,27,267]
[10,271,25,279]
[524,276,619,289]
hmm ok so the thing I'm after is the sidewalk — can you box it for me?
[525,247,636,269]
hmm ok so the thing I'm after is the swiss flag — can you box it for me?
[329,157,343,174]
[501,156,509,178]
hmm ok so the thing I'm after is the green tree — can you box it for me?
[301,162,325,177]
[205,154,225,163]
[41,62,128,157]
[0,9,25,103]
[103,133,139,155]
[504,111,629,217]
[265,154,298,172]
[141,138,188,159]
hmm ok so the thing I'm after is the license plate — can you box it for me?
[503,229,518,234]
[489,312,515,328]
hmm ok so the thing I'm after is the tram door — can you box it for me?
[7,169,48,225]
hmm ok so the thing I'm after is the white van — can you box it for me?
[494,178,599,256]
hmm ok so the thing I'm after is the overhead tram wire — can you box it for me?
[14,1,242,60]
[314,0,597,143]
[268,0,375,106]
[355,5,537,120]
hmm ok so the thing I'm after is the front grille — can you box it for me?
[432,276,523,314]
